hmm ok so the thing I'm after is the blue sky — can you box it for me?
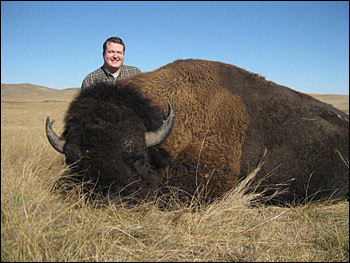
[1,1,349,94]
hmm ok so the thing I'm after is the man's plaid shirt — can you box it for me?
[81,65,141,91]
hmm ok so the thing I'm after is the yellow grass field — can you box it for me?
[1,87,349,262]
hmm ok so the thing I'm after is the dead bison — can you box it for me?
[46,59,349,203]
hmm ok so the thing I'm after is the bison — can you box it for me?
[46,59,349,203]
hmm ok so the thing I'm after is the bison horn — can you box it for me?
[145,102,174,147]
[45,116,65,153]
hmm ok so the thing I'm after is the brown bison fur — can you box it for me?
[60,59,348,204]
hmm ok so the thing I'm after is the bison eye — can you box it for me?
[123,152,145,165]
[133,156,145,166]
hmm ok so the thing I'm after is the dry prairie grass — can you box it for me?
[1,94,349,262]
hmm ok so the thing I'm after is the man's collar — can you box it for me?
[101,65,123,78]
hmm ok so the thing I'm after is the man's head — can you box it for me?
[102,37,125,72]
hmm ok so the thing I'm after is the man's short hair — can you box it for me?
[103,37,125,54]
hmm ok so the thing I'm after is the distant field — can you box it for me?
[1,85,349,262]
[309,94,349,114]
[1,83,79,103]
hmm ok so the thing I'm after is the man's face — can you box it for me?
[103,42,124,70]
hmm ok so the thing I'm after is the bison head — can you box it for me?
[45,84,174,199]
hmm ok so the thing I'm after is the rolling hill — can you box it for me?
[1,83,80,102]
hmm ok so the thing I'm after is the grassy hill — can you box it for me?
[1,83,80,103]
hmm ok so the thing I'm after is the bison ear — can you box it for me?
[145,102,174,147]
[45,116,65,153]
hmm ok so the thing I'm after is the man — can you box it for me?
[81,37,141,91]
